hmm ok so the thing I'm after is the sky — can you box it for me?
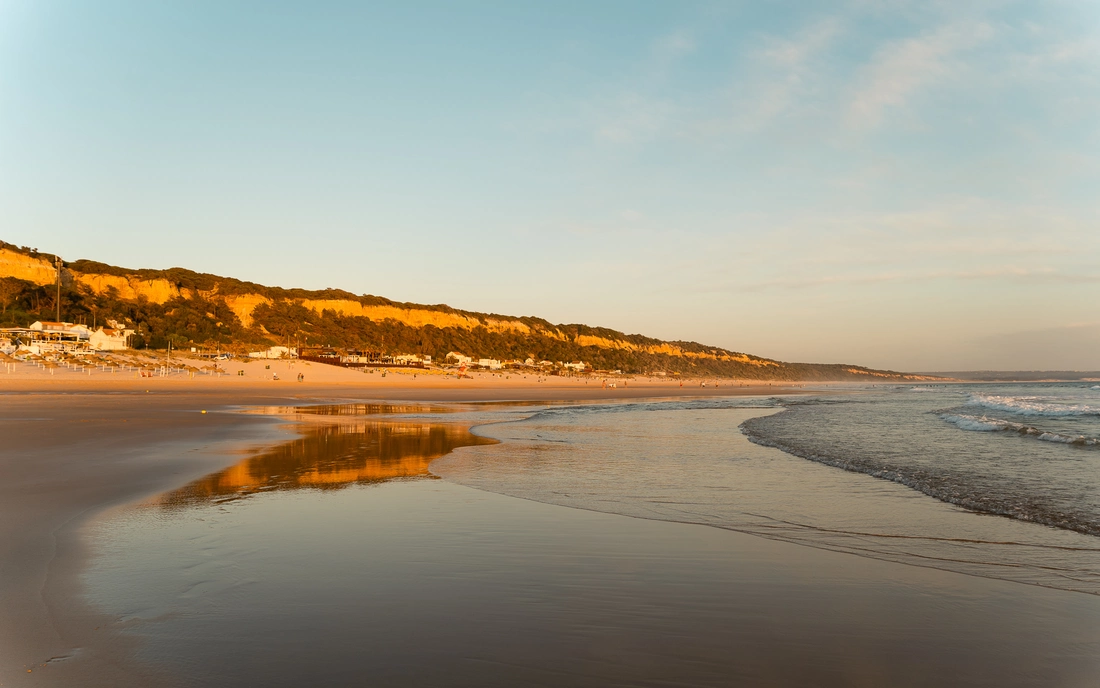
[1,1,1098,371]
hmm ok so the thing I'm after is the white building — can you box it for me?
[30,321,91,340]
[446,352,473,366]
[393,354,431,366]
[477,358,503,370]
[563,361,587,372]
[89,327,133,350]
[248,346,296,359]
[13,322,91,352]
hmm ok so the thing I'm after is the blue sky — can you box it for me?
[2,1,1098,370]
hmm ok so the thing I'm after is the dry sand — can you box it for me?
[0,353,806,397]
[1,360,802,686]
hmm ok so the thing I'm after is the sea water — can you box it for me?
[435,384,1100,594]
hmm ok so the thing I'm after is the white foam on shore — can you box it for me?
[940,413,1032,433]
[967,394,1100,417]
[940,413,1100,446]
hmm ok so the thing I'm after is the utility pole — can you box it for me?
[55,256,62,322]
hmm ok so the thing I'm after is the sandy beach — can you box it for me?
[3,368,1098,687]
[0,352,804,397]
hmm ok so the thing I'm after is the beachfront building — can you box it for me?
[30,321,91,339]
[476,358,503,370]
[89,327,134,351]
[248,346,296,359]
[2,322,93,353]
[446,352,473,366]
[563,361,587,372]
[393,354,431,366]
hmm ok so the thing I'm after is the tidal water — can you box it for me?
[80,389,1100,686]
[438,385,1100,594]
[745,383,1100,536]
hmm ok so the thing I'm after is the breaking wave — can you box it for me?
[741,411,1100,537]
[940,413,1100,447]
[967,394,1100,417]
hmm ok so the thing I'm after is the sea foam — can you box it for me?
[940,413,1099,446]
[967,394,1100,417]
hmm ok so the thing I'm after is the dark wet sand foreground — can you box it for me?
[0,385,788,687]
[3,392,1100,687]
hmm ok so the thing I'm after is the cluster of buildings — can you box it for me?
[445,352,589,373]
[0,321,134,357]
[0,323,599,377]
[294,347,433,368]
[247,346,297,359]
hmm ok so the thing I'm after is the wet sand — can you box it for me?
[6,379,1096,686]
[0,379,780,687]
[86,479,1100,687]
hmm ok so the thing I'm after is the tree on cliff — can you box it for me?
[0,277,22,316]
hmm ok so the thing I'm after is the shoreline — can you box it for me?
[0,393,295,686]
[1,381,802,686]
[8,379,1093,685]
[71,399,1100,687]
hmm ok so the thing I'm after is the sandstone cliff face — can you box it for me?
[571,334,778,365]
[0,249,65,286]
[73,272,186,304]
[223,294,272,328]
[0,247,772,365]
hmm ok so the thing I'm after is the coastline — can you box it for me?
[0,354,814,398]
[0,376,798,686]
[9,377,1096,686]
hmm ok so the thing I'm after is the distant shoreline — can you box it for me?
[920,371,1100,382]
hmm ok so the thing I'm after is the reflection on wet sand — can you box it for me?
[243,400,554,419]
[157,420,495,509]
[244,403,459,418]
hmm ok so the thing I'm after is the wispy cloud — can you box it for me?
[591,93,677,143]
[759,17,841,68]
[652,30,696,65]
[736,267,1100,292]
[701,18,843,135]
[848,21,995,127]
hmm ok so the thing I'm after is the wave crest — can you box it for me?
[940,413,1100,447]
[967,394,1100,417]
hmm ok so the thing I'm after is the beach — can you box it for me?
[0,366,787,686]
[3,369,1099,686]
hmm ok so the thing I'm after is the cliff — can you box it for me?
[0,242,940,381]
